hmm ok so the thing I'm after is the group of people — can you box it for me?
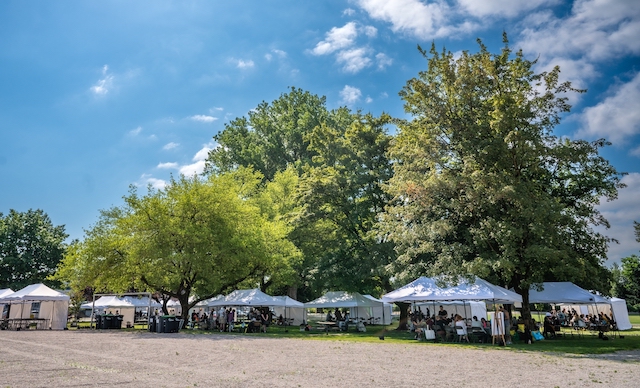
[409,305,495,343]
[409,305,516,344]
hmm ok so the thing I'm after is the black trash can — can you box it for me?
[148,317,156,332]
[103,315,114,329]
[95,314,103,329]
[166,316,180,333]
[156,315,164,333]
[115,315,124,329]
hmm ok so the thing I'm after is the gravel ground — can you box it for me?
[1,330,639,388]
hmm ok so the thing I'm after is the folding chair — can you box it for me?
[456,325,469,343]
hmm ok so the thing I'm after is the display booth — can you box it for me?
[0,283,69,330]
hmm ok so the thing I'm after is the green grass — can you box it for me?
[67,316,640,355]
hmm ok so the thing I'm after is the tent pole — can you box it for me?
[90,294,96,329]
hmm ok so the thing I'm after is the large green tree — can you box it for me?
[0,209,68,289]
[205,89,396,300]
[53,170,299,320]
[298,113,395,296]
[382,36,623,324]
[205,87,346,181]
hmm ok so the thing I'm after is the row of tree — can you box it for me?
[4,36,633,323]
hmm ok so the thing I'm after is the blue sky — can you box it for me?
[1,0,639,266]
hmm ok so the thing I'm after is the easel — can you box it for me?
[492,310,505,345]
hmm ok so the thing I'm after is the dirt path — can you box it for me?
[1,330,639,387]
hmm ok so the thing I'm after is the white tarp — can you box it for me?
[528,282,610,304]
[0,283,69,330]
[0,288,14,319]
[272,296,307,325]
[559,297,632,331]
[362,295,393,325]
[305,291,386,323]
[305,291,381,309]
[81,295,136,326]
[382,276,522,304]
[208,289,278,307]
[414,300,487,321]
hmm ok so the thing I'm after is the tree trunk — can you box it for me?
[395,302,410,331]
[516,286,534,331]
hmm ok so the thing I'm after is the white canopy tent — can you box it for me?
[382,276,522,304]
[81,295,137,326]
[208,288,278,308]
[0,288,14,319]
[529,282,633,331]
[363,295,393,325]
[305,291,387,324]
[414,300,487,321]
[527,282,610,304]
[272,296,307,325]
[0,283,70,330]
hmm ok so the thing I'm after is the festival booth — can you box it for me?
[0,288,14,319]
[363,295,393,325]
[304,291,386,324]
[207,288,278,308]
[414,300,487,321]
[123,296,161,323]
[382,276,522,305]
[382,276,521,343]
[272,296,307,325]
[528,282,632,330]
[81,295,136,328]
[0,283,70,330]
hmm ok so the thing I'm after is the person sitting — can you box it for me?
[543,313,556,339]
[454,315,469,342]
[437,305,448,319]
[325,310,333,322]
[277,314,284,326]
[335,308,343,322]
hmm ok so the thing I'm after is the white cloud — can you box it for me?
[179,143,215,176]
[597,173,640,264]
[128,126,143,136]
[157,162,178,169]
[343,8,356,16]
[139,174,167,190]
[236,59,255,69]
[375,52,393,70]
[337,47,373,73]
[90,64,114,95]
[356,0,457,39]
[163,142,179,150]
[517,1,640,72]
[365,96,373,103]
[311,22,358,55]
[363,25,377,38]
[265,53,272,61]
[189,115,218,123]
[457,0,558,18]
[340,85,362,105]
[576,72,640,145]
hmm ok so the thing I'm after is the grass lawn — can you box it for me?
[66,313,640,356]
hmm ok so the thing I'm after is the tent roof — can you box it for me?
[0,283,69,302]
[528,282,609,304]
[0,288,14,299]
[304,291,382,308]
[208,289,277,307]
[272,295,304,308]
[122,296,162,308]
[81,295,136,309]
[381,276,522,304]
[363,294,392,306]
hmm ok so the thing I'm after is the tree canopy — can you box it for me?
[381,35,623,321]
[0,209,68,289]
[205,89,396,300]
[53,170,300,320]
